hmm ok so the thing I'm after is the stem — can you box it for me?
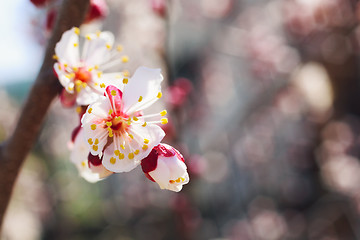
[0,0,90,230]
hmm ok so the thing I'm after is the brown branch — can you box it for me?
[0,0,90,229]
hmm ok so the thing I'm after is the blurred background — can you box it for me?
[2,0,360,239]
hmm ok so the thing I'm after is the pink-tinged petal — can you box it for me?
[102,142,141,173]
[88,161,113,179]
[54,63,73,89]
[60,89,76,107]
[141,148,158,173]
[85,0,109,23]
[123,67,163,113]
[83,31,114,66]
[55,27,80,66]
[81,96,110,125]
[105,85,123,113]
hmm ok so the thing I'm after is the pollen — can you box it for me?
[144,139,149,144]
[157,92,162,98]
[88,67,93,72]
[86,35,91,40]
[75,80,82,86]
[133,116,138,121]
[91,124,97,130]
[82,82,87,88]
[100,83,105,88]
[88,138,93,145]
[142,122,147,127]
[88,108,93,113]
[161,118,168,124]
[110,157,116,164]
[64,63,68,68]
[111,90,117,96]
[81,161,86,167]
[176,178,181,183]
[97,71,102,78]
[94,138,99,145]
[92,145,98,151]
[134,149,140,155]
[73,67,78,72]
[67,86,74,91]
[109,109,113,115]
[121,56,129,63]
[108,128,113,137]
[94,65,99,70]
[169,180,175,184]
[121,144,125,150]
[58,65,61,70]
[142,144,148,150]
[52,54,58,60]
[138,96,143,102]
[128,153,134,159]
[96,30,101,37]
[116,45,123,51]
[119,153,124,159]
[114,150,120,156]
[123,78,128,84]
[106,43,112,49]
[160,110,167,116]
[106,121,112,127]
[73,43,78,47]
[76,106,82,113]
[74,27,80,35]
[128,134,134,139]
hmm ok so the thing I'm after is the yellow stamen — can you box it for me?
[160,110,167,116]
[121,144,125,150]
[94,138,99,145]
[114,150,120,156]
[91,124,97,130]
[75,80,82,86]
[81,161,86,167]
[110,157,116,164]
[157,92,162,98]
[97,71,102,78]
[121,56,129,63]
[144,139,149,144]
[92,145,98,151]
[169,180,175,184]
[134,150,140,155]
[138,96,143,102]
[128,134,134,139]
[100,83,106,88]
[133,116,138,121]
[96,30,101,37]
[122,70,130,77]
[73,43,78,47]
[116,45,123,51]
[142,145,148,150]
[76,106,82,113]
[106,121,112,127]
[68,86,74,91]
[73,67,78,72]
[88,108,92,113]
[176,178,181,183]
[74,27,80,35]
[86,35,91,40]
[111,90,116,96]
[88,67,93,72]
[88,138,93,145]
[119,153,124,159]
[161,118,168,124]
[142,122,147,127]
[123,78,128,84]
[128,153,134,159]
[94,65,99,70]
[52,54,58,60]
[82,82,87,88]
[106,43,112,49]
[109,109,113,115]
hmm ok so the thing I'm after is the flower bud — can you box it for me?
[141,144,189,192]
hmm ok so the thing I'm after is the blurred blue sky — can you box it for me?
[0,0,43,85]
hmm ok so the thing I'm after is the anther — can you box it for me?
[110,157,116,164]
[97,72,102,78]
[114,150,120,156]
[88,138,93,145]
[123,78,128,84]
[91,124,97,130]
[142,145,148,150]
[134,150,140,155]
[109,109,113,115]
[161,118,168,124]
[116,45,123,51]
[86,35,91,40]
[111,90,116,96]
[142,122,147,127]
[106,43,112,49]
[92,145,98,151]
[52,54,58,60]
[138,96,143,102]
[157,92,162,98]
[73,43,78,47]
[121,56,129,63]
[94,138,99,145]
[100,83,105,88]
[160,110,167,116]
[88,108,93,113]
[119,153,124,159]
[74,27,80,35]
[106,121,112,127]
[144,139,149,144]
[133,116,138,121]
[128,153,134,159]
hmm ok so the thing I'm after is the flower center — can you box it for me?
[75,67,92,83]
[105,112,130,137]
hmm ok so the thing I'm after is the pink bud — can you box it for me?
[85,0,109,23]
[141,144,189,192]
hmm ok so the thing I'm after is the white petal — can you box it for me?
[97,72,125,92]
[123,67,163,113]
[76,86,102,106]
[81,96,110,125]
[83,31,114,66]
[70,129,88,165]
[55,27,80,66]
[102,142,141,173]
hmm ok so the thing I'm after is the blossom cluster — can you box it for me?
[53,27,189,192]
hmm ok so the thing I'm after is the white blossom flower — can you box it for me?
[54,27,130,106]
[70,128,113,182]
[81,67,167,173]
[141,143,189,192]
